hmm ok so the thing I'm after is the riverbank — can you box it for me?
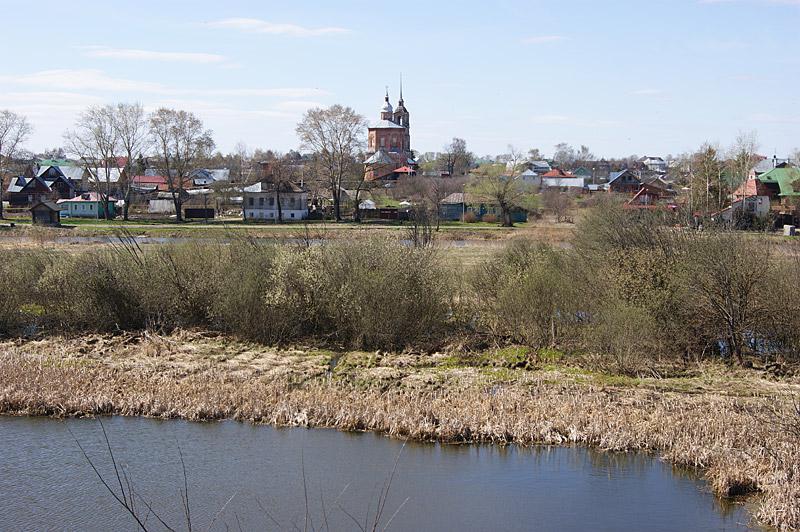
[1,331,798,530]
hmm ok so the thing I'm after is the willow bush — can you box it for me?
[1,208,798,367]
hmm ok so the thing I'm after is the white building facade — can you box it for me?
[243,182,308,221]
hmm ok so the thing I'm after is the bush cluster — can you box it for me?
[2,204,798,370]
[1,238,453,350]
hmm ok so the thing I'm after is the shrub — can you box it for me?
[481,214,498,224]
[472,240,577,348]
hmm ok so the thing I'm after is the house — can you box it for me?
[528,160,552,174]
[624,183,678,211]
[57,192,116,219]
[751,156,796,178]
[732,177,771,201]
[30,201,61,226]
[541,169,585,190]
[518,169,542,187]
[746,167,800,224]
[243,181,308,221]
[88,167,125,190]
[190,168,231,187]
[713,196,771,224]
[756,165,800,201]
[5,172,77,206]
[637,156,667,173]
[132,174,168,193]
[607,170,642,193]
[573,167,593,179]
[438,192,528,223]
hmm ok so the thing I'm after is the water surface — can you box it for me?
[0,416,754,531]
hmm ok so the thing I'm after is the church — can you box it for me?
[364,86,417,181]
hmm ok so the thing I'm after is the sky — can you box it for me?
[1,0,798,159]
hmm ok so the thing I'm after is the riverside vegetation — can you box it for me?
[1,204,799,529]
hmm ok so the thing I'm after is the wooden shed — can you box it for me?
[31,201,61,226]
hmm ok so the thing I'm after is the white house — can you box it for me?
[243,181,308,221]
[713,196,771,223]
[638,156,667,173]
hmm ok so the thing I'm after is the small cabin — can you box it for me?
[30,201,61,226]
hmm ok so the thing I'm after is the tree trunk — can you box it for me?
[353,188,361,223]
[333,192,341,222]
[174,196,183,222]
[502,207,513,227]
[123,188,131,221]
[276,190,282,223]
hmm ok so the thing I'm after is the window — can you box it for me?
[380,137,385,147]
[248,197,254,206]
[291,213,295,218]
[269,197,275,207]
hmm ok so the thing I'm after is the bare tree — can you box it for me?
[114,103,149,221]
[553,142,576,169]
[576,145,595,164]
[527,147,543,162]
[691,143,725,214]
[470,145,529,227]
[233,141,252,183]
[149,108,215,222]
[425,175,467,230]
[437,137,473,176]
[65,105,119,219]
[543,189,573,223]
[296,105,366,222]
[727,132,759,201]
[0,110,33,219]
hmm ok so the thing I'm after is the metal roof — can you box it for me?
[758,166,800,197]
[364,149,394,165]
[89,167,123,183]
[369,119,405,129]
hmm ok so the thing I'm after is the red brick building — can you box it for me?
[365,87,417,181]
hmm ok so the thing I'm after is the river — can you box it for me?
[0,416,754,531]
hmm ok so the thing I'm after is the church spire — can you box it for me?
[399,73,404,104]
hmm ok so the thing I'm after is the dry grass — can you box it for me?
[1,333,798,530]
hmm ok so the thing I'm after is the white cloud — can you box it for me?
[82,46,228,64]
[521,35,566,44]
[0,69,165,93]
[205,18,350,37]
[0,69,329,100]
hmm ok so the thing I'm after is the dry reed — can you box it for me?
[1,340,798,530]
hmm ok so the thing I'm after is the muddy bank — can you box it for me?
[1,332,798,530]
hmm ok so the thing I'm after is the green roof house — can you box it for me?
[758,165,800,198]
[573,166,593,178]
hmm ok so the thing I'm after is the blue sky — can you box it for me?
[1,0,798,158]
